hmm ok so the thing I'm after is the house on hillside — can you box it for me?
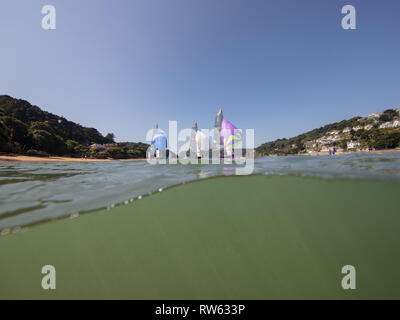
[89,144,106,150]
[379,122,393,129]
[392,120,400,128]
[347,140,361,149]
[331,135,344,141]
[364,124,374,130]
[342,127,351,133]
[368,112,383,119]
[305,141,317,149]
[352,125,363,132]
[316,137,331,146]
[328,130,340,135]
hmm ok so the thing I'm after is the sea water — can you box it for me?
[0,152,400,229]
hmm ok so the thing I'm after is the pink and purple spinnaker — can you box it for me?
[220,119,242,149]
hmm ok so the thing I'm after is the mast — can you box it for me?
[212,108,223,158]
[189,122,198,159]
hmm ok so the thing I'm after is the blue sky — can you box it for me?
[0,0,399,145]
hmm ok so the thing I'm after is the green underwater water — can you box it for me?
[1,175,400,299]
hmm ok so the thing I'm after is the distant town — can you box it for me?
[256,108,400,156]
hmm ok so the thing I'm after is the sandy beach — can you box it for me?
[0,154,146,163]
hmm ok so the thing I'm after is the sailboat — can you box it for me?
[189,122,207,159]
[151,124,167,159]
[213,108,242,158]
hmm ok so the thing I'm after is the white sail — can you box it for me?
[195,130,206,158]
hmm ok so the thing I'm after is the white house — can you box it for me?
[332,135,344,141]
[316,137,332,146]
[347,140,361,149]
[392,120,400,128]
[328,130,340,135]
[368,112,383,119]
[352,126,364,132]
[364,124,374,130]
[89,144,106,150]
[305,141,317,149]
[379,122,393,129]
[342,127,351,133]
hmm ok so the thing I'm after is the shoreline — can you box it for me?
[299,148,400,157]
[255,148,400,158]
[0,154,146,163]
[1,148,400,162]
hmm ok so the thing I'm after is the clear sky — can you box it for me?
[0,0,399,145]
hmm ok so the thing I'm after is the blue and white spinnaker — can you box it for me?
[151,124,167,159]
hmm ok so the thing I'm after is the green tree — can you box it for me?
[105,133,115,143]
[379,109,397,122]
[0,119,9,142]
[0,95,111,155]
[31,129,67,155]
